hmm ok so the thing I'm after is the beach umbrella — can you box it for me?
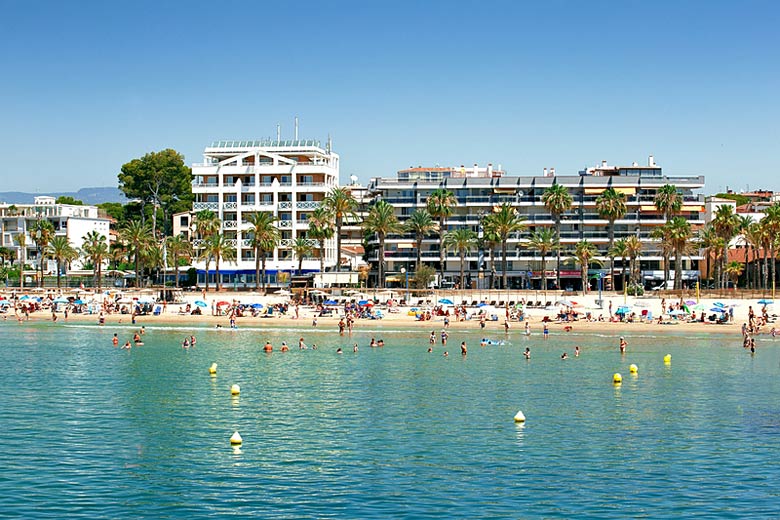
[216,301,231,307]
[250,303,264,309]
[53,297,69,304]
[710,307,727,313]
[684,300,696,305]
[477,302,488,307]
[0,301,11,306]
[615,306,631,315]
[194,300,208,308]
[757,299,773,305]
[324,299,338,305]
[439,298,454,305]
[358,300,369,305]
[73,299,84,305]
[19,295,30,301]
[137,297,155,304]
[713,302,725,308]
[693,303,707,311]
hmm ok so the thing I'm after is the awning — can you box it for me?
[681,205,704,212]
[386,276,401,282]
[584,187,636,195]
[493,188,516,194]
[397,243,414,249]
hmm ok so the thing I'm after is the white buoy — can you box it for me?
[629,363,638,374]
[513,410,526,423]
[230,384,240,395]
[230,431,243,445]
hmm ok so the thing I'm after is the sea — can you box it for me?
[1,321,779,518]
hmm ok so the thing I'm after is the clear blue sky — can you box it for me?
[1,0,777,194]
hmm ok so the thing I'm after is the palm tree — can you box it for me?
[596,187,627,286]
[724,261,744,288]
[323,187,358,272]
[13,233,26,290]
[0,246,12,266]
[624,235,643,286]
[363,200,402,288]
[166,234,192,288]
[742,221,763,289]
[193,209,220,240]
[697,225,721,288]
[610,238,629,292]
[81,230,109,290]
[426,189,457,284]
[119,220,153,288]
[663,217,694,290]
[245,212,280,293]
[307,206,335,274]
[483,203,526,290]
[203,233,236,292]
[443,228,477,290]
[145,242,166,286]
[572,240,599,297]
[654,184,682,287]
[542,183,572,289]
[292,237,313,275]
[46,236,78,289]
[31,219,55,287]
[760,202,780,290]
[736,216,755,288]
[404,209,438,271]
[526,228,557,296]
[712,204,739,289]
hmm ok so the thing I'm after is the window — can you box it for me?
[179,216,189,226]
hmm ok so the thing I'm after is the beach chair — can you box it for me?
[508,301,515,307]
[490,300,496,306]
[470,300,477,306]
[416,299,424,306]
[153,305,162,316]
[460,300,467,306]
[498,301,505,307]
[544,301,552,308]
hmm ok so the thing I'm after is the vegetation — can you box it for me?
[323,187,358,272]
[526,228,558,295]
[55,196,83,205]
[165,234,192,288]
[119,220,153,287]
[362,200,402,288]
[443,228,477,290]
[542,183,572,289]
[483,203,526,290]
[404,209,437,272]
[412,264,436,289]
[245,212,279,293]
[81,231,109,290]
[202,234,236,292]
[307,207,335,275]
[654,184,682,287]
[31,219,55,287]
[426,189,457,283]
[572,240,599,297]
[46,236,78,288]
[292,237,313,275]
[596,187,627,285]
[610,238,629,291]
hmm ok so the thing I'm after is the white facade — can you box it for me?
[0,196,111,271]
[191,139,340,280]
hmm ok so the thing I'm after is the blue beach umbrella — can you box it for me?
[73,299,84,305]
[250,303,264,309]
[615,306,631,315]
[194,300,208,308]
[0,301,11,306]
[710,307,726,313]
[439,298,454,305]
[324,299,338,305]
[53,297,69,304]
[757,299,773,305]
[477,302,488,307]
[19,295,30,301]
[358,300,370,306]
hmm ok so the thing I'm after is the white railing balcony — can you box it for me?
[296,220,310,226]
[278,202,292,210]
[223,202,237,210]
[278,220,292,228]
[296,201,321,210]
[225,239,237,247]
[242,239,253,247]
[224,220,237,228]
[278,239,293,248]
[193,202,219,211]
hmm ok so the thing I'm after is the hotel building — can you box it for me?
[367,157,706,290]
[190,138,339,286]
[0,196,111,273]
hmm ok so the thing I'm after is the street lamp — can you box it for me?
[597,271,604,309]
[400,267,409,304]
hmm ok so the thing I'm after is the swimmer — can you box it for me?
[190,335,196,347]
[443,351,449,357]
[441,330,448,345]
[215,324,223,329]
[140,326,145,335]
[427,347,433,353]
[461,341,467,356]
[619,336,627,354]
[575,346,580,357]
[263,341,273,352]
[543,323,549,339]
[133,332,142,344]
[523,347,530,359]
[299,337,307,350]
[182,338,190,349]
[121,341,132,350]
[524,322,531,336]
[480,338,488,347]
[377,339,384,347]
[370,338,377,347]
[561,352,568,359]
[336,347,343,354]
[353,343,359,352]
[429,331,436,344]
[112,334,119,346]
[280,342,289,352]
[311,343,317,350]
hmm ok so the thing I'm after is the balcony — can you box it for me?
[193,202,219,211]
[296,201,321,210]
[224,220,237,229]
[223,202,237,210]
[278,202,292,210]
[278,220,292,228]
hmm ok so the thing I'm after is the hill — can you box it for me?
[0,187,127,205]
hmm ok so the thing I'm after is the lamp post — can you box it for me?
[597,271,603,309]
[400,267,409,304]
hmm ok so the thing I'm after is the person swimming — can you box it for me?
[377,339,384,347]
[190,335,196,346]
[121,341,132,349]
[427,347,433,353]
[336,347,343,354]
[112,334,119,346]
[353,343,359,352]
[523,347,530,359]
[461,342,467,356]
[280,342,289,352]
[370,338,377,347]
[561,352,568,359]
[182,338,190,349]
[263,341,273,352]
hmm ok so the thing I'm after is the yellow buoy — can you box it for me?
[629,364,638,374]
[230,384,241,396]
[230,431,243,445]
[613,373,622,384]
[664,354,672,364]
[209,363,217,375]
[513,410,526,423]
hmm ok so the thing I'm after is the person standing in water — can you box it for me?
[523,347,530,359]
[460,341,467,356]
[619,337,627,354]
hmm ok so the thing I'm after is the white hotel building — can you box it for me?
[190,138,339,286]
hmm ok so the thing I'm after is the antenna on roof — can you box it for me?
[277,124,281,143]
[294,116,299,141]
[327,134,332,153]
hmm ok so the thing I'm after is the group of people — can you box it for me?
[112,327,146,349]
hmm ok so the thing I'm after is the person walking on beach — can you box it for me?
[619,336,627,354]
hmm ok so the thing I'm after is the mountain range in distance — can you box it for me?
[0,187,127,205]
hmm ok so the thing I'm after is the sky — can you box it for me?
[0,0,778,194]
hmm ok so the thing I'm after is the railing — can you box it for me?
[296,220,310,226]
[193,202,219,211]
[278,202,292,210]
[278,220,292,228]
[225,239,237,247]
[223,202,237,210]
[223,220,237,228]
[296,201,321,210]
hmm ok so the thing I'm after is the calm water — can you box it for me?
[1,320,779,519]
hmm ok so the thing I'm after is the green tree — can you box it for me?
[31,219,55,287]
[760,203,780,290]
[443,228,477,290]
[118,149,193,236]
[55,196,83,205]
[526,228,558,296]
[119,220,153,287]
[206,233,236,292]
[483,203,526,290]
[97,202,126,225]
[713,204,739,289]
[404,209,438,272]
[46,236,78,288]
[572,240,599,297]
[166,234,192,288]
[654,184,682,287]
[662,217,694,290]
[362,200,402,288]
[13,233,26,290]
[596,187,627,287]
[426,189,457,283]
[0,246,13,266]
[542,183,572,289]
[292,237,314,275]
[697,225,721,286]
[610,238,629,292]
[724,261,744,288]
[307,206,335,275]
[412,264,436,289]
[624,235,643,286]
[81,231,109,290]
[245,212,279,293]
[323,187,358,272]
